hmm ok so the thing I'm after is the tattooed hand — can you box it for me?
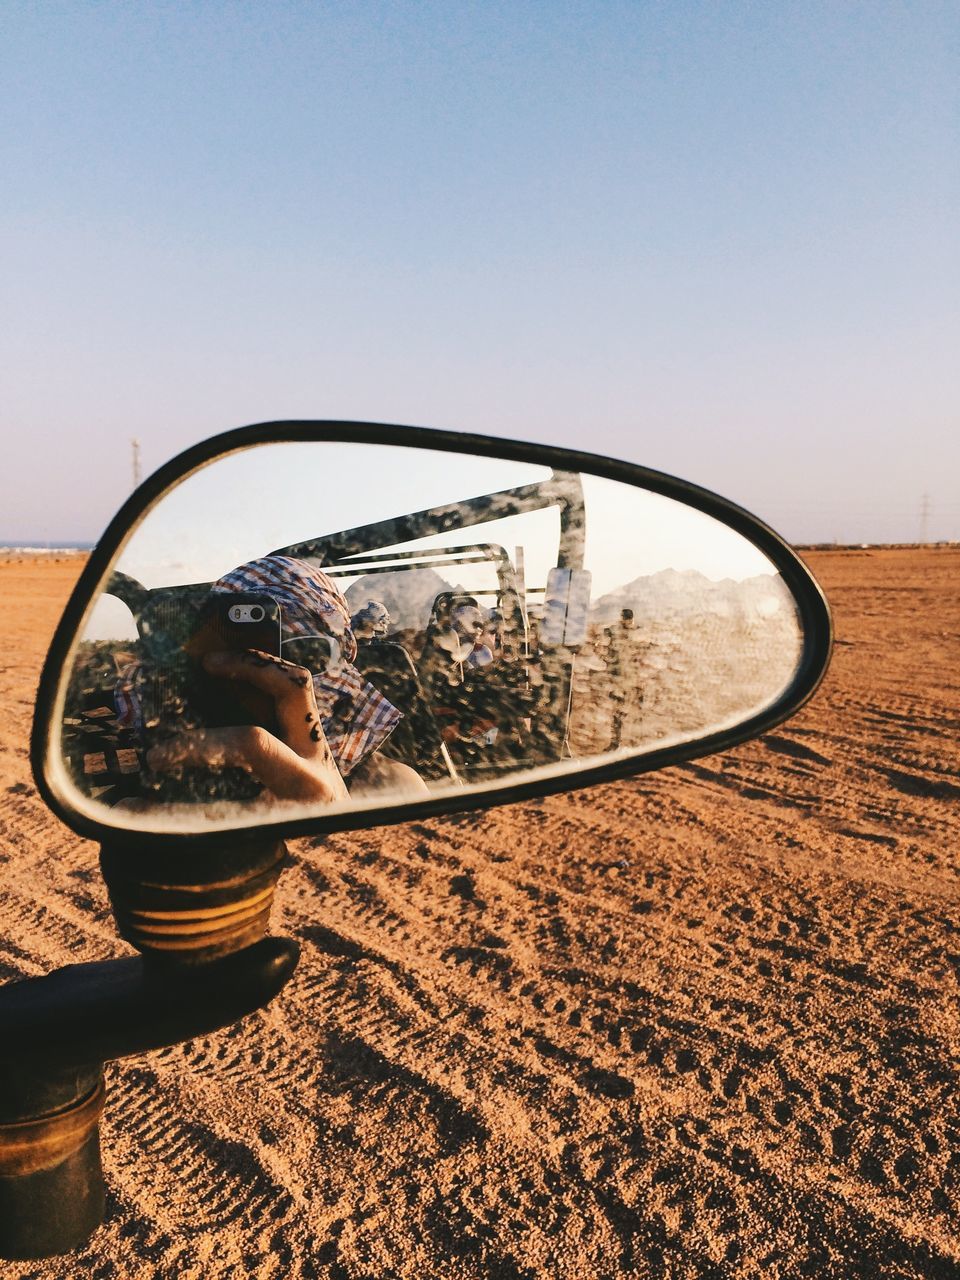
[146,649,348,805]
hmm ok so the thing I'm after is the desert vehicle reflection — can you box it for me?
[60,462,805,829]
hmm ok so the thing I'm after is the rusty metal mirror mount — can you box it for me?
[0,836,298,1258]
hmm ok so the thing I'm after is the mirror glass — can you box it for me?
[52,441,805,832]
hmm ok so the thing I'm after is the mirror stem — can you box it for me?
[0,834,298,1259]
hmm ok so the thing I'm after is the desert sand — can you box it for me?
[0,548,957,1279]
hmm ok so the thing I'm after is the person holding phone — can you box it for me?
[144,556,428,806]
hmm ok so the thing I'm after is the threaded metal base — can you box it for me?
[101,839,287,961]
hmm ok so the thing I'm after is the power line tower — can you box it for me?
[131,439,142,491]
[920,492,931,544]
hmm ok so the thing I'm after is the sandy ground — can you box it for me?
[0,548,958,1279]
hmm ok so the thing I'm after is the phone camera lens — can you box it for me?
[251,606,264,622]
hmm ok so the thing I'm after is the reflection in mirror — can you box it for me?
[55,442,804,832]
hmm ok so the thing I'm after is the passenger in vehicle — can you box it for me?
[420,594,539,768]
[602,607,645,750]
[350,599,391,644]
[138,557,428,806]
[424,598,492,682]
[456,603,494,670]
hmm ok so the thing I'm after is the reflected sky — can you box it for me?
[83,441,781,643]
[115,441,775,587]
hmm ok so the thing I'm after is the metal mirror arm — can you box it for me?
[0,938,297,1259]
[0,837,298,1260]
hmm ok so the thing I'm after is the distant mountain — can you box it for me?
[344,567,454,630]
[590,569,790,625]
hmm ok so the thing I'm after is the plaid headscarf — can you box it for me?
[211,556,401,776]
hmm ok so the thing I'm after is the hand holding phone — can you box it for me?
[146,646,348,806]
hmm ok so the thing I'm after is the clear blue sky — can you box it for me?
[2,2,957,544]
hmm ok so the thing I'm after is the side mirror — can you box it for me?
[8,420,830,1258]
[33,420,831,850]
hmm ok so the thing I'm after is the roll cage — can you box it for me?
[97,471,587,783]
